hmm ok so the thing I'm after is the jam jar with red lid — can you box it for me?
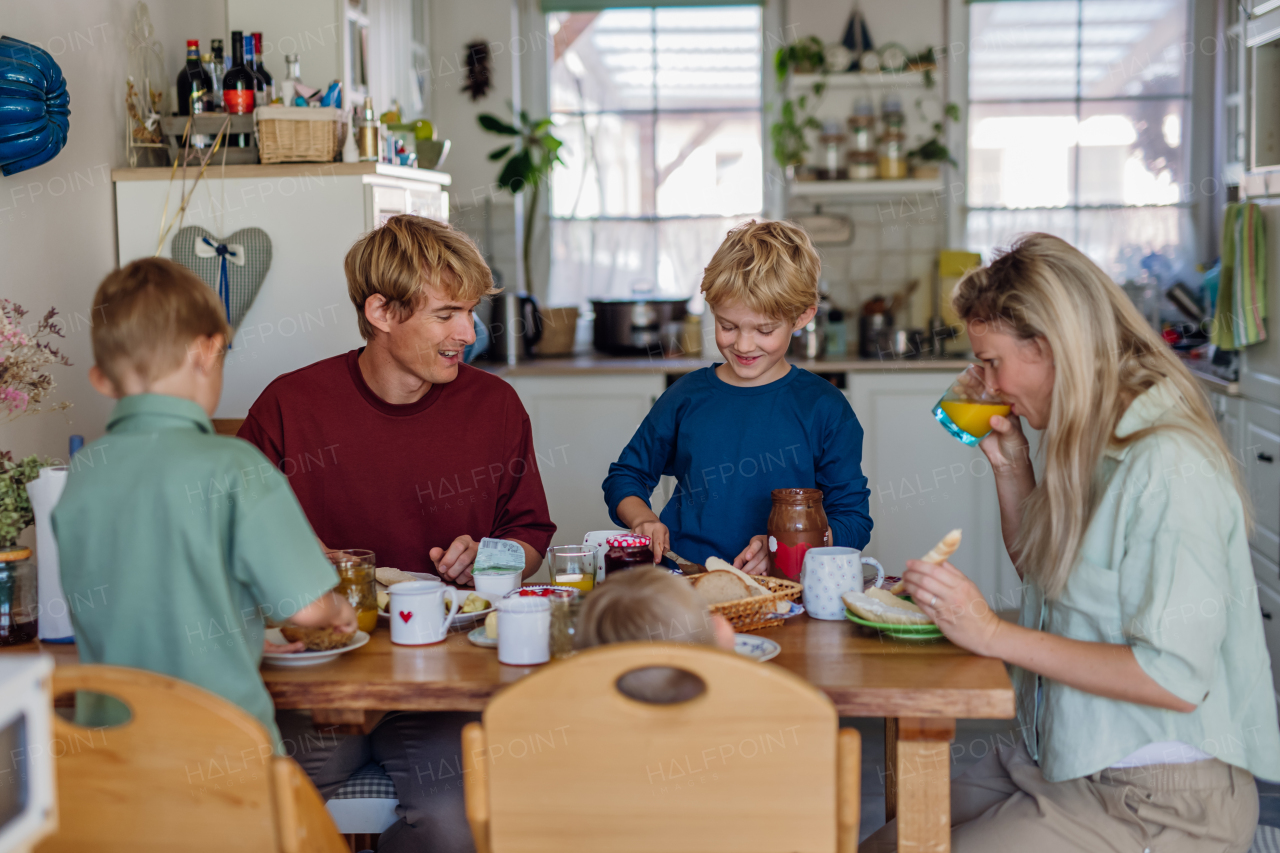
[603,534,654,577]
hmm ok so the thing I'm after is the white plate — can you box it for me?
[262,628,370,666]
[378,573,494,628]
[733,633,781,662]
[467,626,498,648]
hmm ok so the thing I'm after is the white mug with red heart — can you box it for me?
[389,581,463,645]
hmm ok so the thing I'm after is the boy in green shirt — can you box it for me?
[53,257,355,748]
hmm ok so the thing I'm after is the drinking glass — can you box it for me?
[327,549,377,633]
[548,545,595,593]
[932,364,1010,446]
[548,588,581,659]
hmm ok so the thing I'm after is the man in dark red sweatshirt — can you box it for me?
[241,214,555,853]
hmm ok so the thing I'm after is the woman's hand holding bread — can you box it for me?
[901,558,1003,656]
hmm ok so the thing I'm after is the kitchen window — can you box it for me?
[546,6,763,307]
[964,0,1193,278]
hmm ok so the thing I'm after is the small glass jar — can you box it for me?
[878,107,908,179]
[817,123,847,180]
[327,549,378,633]
[0,548,38,646]
[603,534,653,577]
[846,112,876,153]
[548,588,581,659]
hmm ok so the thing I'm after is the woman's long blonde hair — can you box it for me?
[953,233,1247,599]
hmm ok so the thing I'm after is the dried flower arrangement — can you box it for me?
[0,299,72,424]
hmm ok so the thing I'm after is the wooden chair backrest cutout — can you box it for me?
[211,418,245,437]
[36,664,345,853]
[463,642,858,853]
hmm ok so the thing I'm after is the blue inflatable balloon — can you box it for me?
[0,35,70,177]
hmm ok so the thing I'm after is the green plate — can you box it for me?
[844,606,944,640]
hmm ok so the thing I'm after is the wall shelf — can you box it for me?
[788,178,944,199]
[789,70,932,92]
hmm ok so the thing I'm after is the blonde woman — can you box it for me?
[863,234,1280,853]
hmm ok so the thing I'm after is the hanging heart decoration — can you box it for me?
[170,225,272,336]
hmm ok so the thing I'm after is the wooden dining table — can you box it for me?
[265,612,1015,853]
[15,612,1013,853]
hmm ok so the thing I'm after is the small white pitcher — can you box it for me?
[389,581,463,645]
[801,547,885,620]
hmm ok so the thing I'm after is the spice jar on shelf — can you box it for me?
[817,120,847,180]
[846,98,878,181]
[877,95,908,180]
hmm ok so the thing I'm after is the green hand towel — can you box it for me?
[1214,202,1267,349]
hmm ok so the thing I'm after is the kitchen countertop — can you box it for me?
[111,161,451,184]
[477,353,973,377]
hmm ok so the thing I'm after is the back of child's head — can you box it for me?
[700,219,820,324]
[574,566,716,650]
[91,258,230,387]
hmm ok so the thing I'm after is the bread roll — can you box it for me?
[691,570,752,606]
[842,587,934,626]
[280,625,357,650]
[889,529,962,594]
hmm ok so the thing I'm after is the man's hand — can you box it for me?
[733,535,770,575]
[264,636,306,654]
[430,535,479,586]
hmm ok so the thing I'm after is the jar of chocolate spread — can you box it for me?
[766,488,829,581]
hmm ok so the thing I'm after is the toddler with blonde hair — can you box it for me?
[603,219,872,577]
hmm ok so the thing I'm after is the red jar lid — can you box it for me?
[606,534,651,548]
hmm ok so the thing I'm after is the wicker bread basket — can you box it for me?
[254,106,346,164]
[692,575,803,633]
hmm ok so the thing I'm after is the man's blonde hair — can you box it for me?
[344,214,499,340]
[574,566,715,649]
[90,258,231,386]
[700,219,821,324]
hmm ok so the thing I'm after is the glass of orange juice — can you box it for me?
[548,545,596,593]
[932,364,1011,446]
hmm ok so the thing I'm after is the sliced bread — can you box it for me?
[705,556,789,613]
[375,566,421,586]
[691,570,753,606]
[280,625,357,651]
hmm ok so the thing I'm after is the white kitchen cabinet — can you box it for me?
[1257,580,1280,702]
[113,163,450,418]
[1244,399,1280,564]
[848,370,1037,608]
[505,374,666,549]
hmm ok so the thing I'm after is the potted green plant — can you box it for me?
[0,452,47,645]
[908,102,961,179]
[478,107,566,292]
[770,36,829,175]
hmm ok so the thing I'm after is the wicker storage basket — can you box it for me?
[691,575,803,633]
[254,106,346,164]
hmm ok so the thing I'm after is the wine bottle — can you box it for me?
[207,38,225,110]
[176,39,213,116]
[252,33,276,103]
[222,31,255,146]
[243,32,267,106]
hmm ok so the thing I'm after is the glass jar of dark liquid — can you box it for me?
[0,548,38,646]
[603,534,653,577]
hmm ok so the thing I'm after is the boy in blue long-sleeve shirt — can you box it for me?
[603,219,872,575]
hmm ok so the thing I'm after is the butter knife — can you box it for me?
[664,549,707,575]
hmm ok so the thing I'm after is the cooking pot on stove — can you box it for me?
[592,299,689,356]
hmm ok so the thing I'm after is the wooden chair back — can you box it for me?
[211,418,245,437]
[36,664,345,853]
[462,642,861,853]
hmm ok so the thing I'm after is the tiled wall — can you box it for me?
[792,196,950,331]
